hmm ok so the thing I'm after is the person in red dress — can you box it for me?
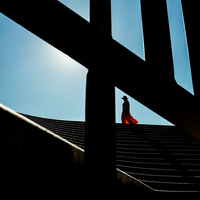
[121,96,138,124]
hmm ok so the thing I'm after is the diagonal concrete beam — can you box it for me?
[1,1,200,140]
[1,1,90,67]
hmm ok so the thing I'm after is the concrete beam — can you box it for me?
[141,0,174,81]
[90,0,111,34]
[85,0,116,196]
[181,1,199,98]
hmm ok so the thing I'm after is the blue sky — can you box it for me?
[0,0,193,125]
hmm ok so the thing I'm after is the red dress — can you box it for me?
[121,100,138,124]
[121,111,138,124]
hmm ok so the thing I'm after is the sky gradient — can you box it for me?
[0,0,193,125]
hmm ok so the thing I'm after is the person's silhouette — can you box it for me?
[121,96,138,124]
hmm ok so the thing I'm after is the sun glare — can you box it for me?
[41,41,81,72]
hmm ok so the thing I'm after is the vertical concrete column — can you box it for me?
[90,0,111,34]
[85,0,116,197]
[141,0,174,85]
[181,1,199,99]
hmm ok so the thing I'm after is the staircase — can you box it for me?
[22,114,200,198]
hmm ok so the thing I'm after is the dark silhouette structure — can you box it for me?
[1,1,200,140]
[1,0,200,197]
[85,1,116,196]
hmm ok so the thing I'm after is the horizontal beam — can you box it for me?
[1,1,200,140]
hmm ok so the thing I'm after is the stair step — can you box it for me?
[21,113,200,196]
[141,179,200,191]
[127,172,200,183]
